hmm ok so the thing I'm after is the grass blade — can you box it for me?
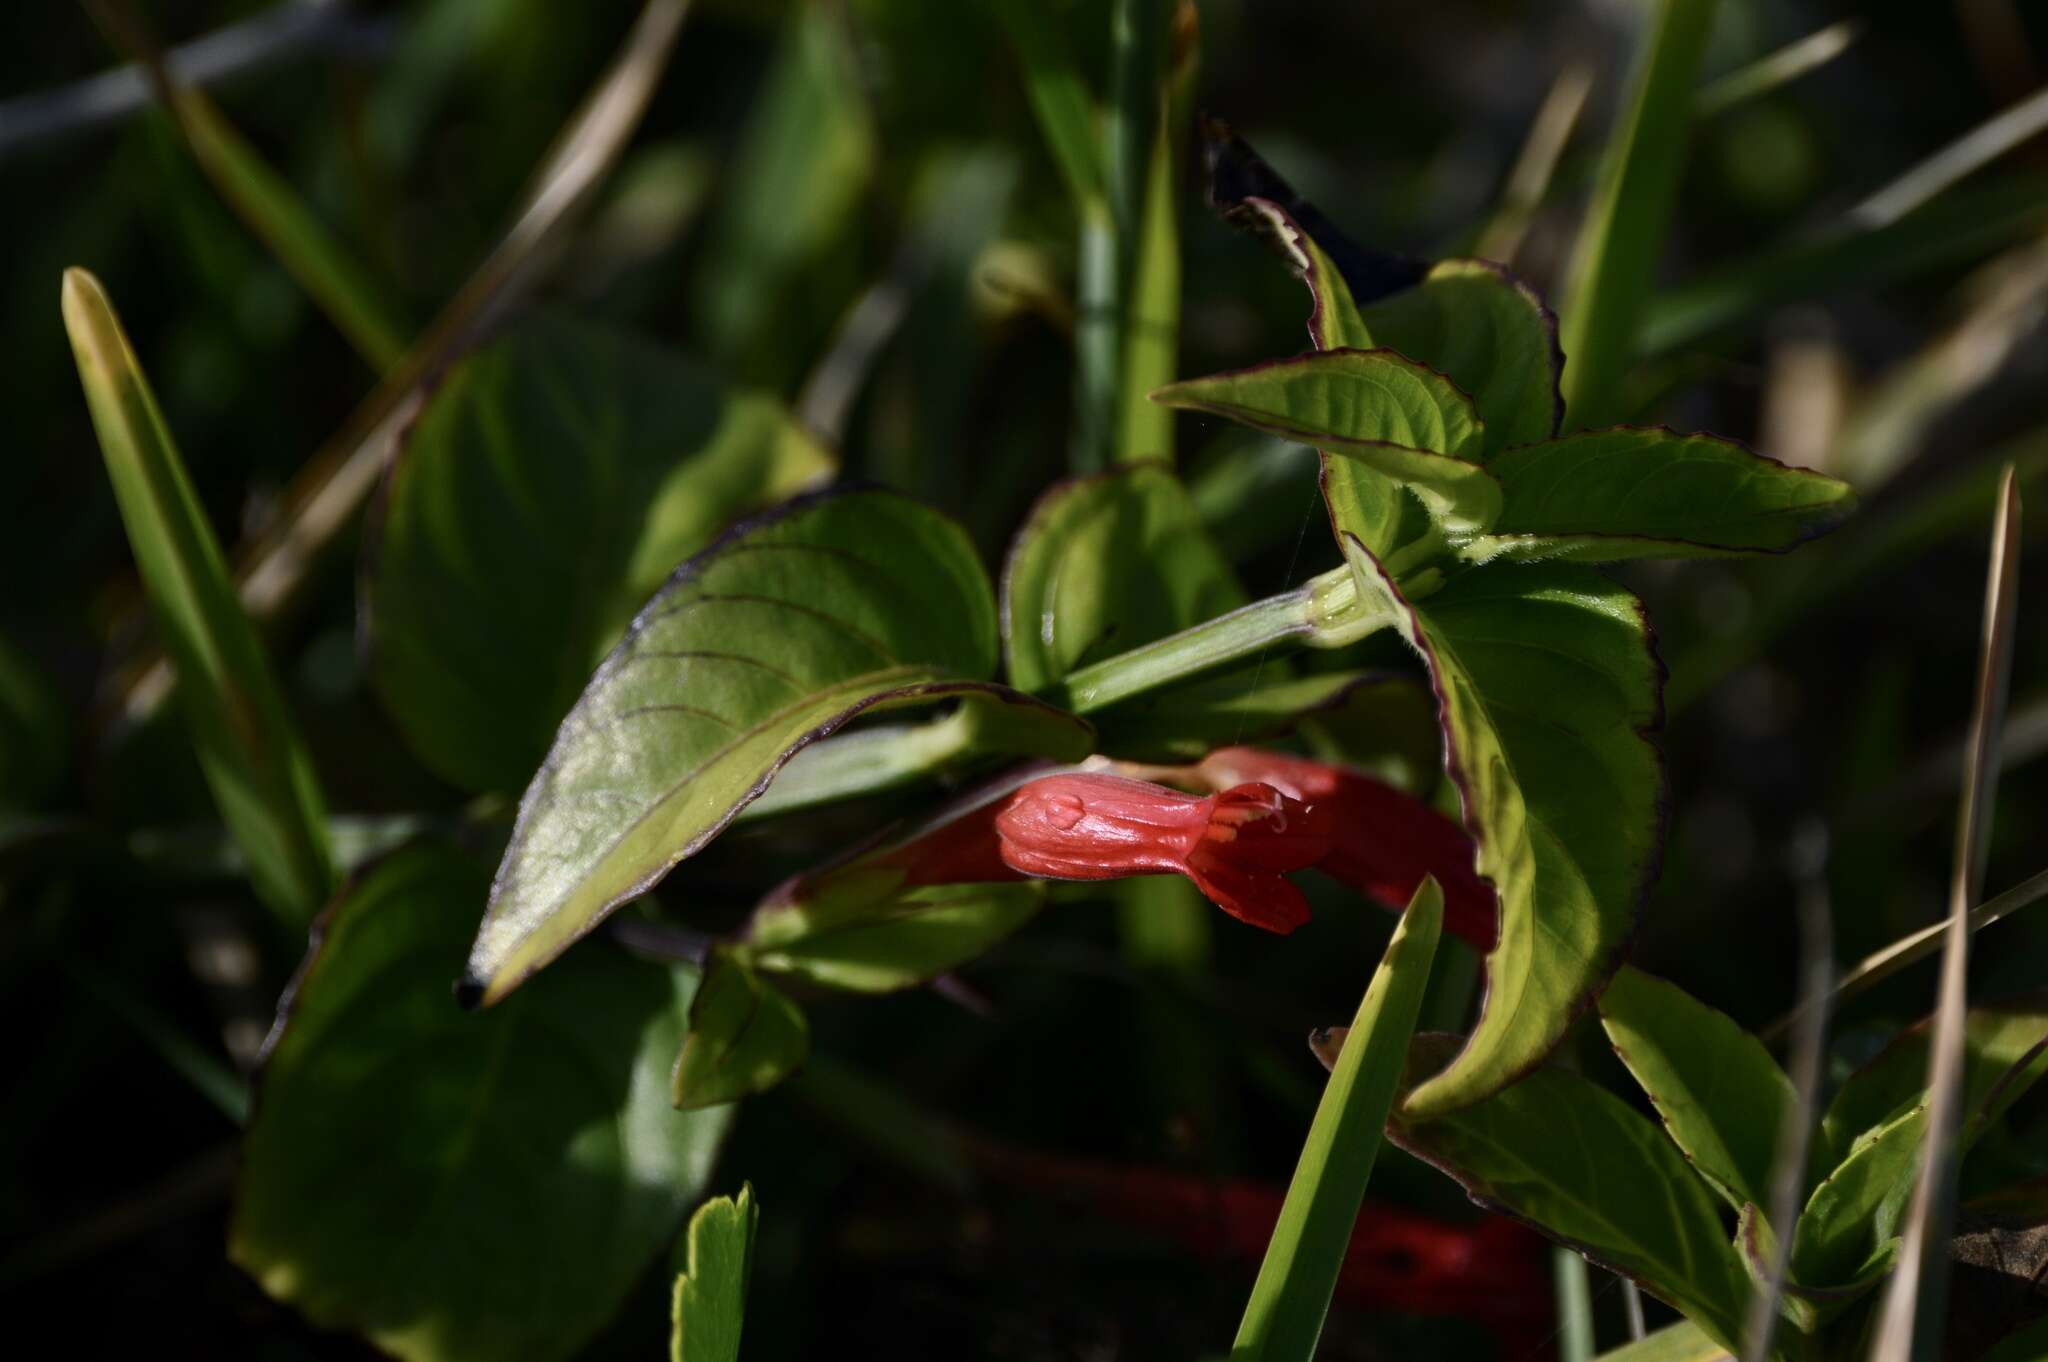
[1741,826,1833,1362]
[1868,466,2021,1362]
[1474,65,1593,266]
[1555,1246,1598,1362]
[1557,0,1719,429]
[1695,20,1862,118]
[107,0,693,733]
[1231,877,1443,1362]
[84,0,409,372]
[1851,86,2048,227]
[62,268,334,923]
[988,0,1104,207]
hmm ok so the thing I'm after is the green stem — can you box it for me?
[1073,195,1119,473]
[1052,562,1397,714]
[1554,1247,1598,1362]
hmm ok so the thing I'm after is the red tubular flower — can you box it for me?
[993,774,1331,933]
[1196,747,1498,951]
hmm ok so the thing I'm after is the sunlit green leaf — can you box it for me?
[468,489,1086,1004]
[1817,998,2048,1169]
[1791,1101,1925,1287]
[367,314,832,794]
[1467,428,1853,564]
[1356,259,1561,457]
[62,268,334,921]
[1599,964,1797,1212]
[1344,547,1661,1118]
[671,1184,758,1362]
[1388,1035,1757,1354]
[232,844,725,1362]
[672,951,809,1110]
[1233,879,1443,1361]
[1154,351,1502,538]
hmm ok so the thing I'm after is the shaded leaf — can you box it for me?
[1599,964,1797,1213]
[468,489,1081,1004]
[1976,1317,2048,1362]
[1094,669,1380,763]
[1819,997,2048,1169]
[1387,1035,1757,1354]
[672,951,809,1110]
[367,314,833,794]
[1233,879,1443,1360]
[1345,545,1661,1118]
[670,1184,758,1362]
[1003,464,1243,690]
[62,268,334,921]
[1469,428,1853,564]
[231,844,726,1362]
[744,875,1043,993]
[1735,1202,1891,1334]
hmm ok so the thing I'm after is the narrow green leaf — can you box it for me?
[1346,547,1662,1119]
[1598,965,1797,1213]
[672,951,810,1110]
[1117,103,1181,467]
[1232,879,1444,1362]
[1557,0,1719,429]
[366,314,834,795]
[62,268,334,922]
[1155,352,1502,538]
[1789,1100,1925,1288]
[1641,177,2048,356]
[1387,1035,1758,1354]
[671,1185,758,1362]
[468,489,1083,1005]
[690,0,875,385]
[987,0,1104,205]
[744,877,1043,993]
[1817,999,2048,1171]
[1470,428,1853,564]
[1356,259,1562,456]
[231,844,726,1362]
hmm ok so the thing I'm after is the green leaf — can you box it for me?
[1599,964,1797,1212]
[1556,0,1719,429]
[1468,428,1854,564]
[1735,1202,1891,1334]
[672,951,810,1110]
[1003,464,1244,691]
[1356,259,1562,457]
[1232,879,1443,1362]
[1118,105,1181,467]
[468,489,1084,1005]
[1155,352,1502,539]
[1348,547,1662,1119]
[1591,1319,1729,1362]
[1817,998,2048,1169]
[690,0,875,386]
[1387,1035,1757,1354]
[367,315,834,795]
[61,268,334,922]
[231,844,726,1362]
[1790,1100,1926,1287]
[988,0,1104,206]
[1642,176,2048,357]
[744,874,1043,993]
[670,1184,758,1362]
[158,85,411,372]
